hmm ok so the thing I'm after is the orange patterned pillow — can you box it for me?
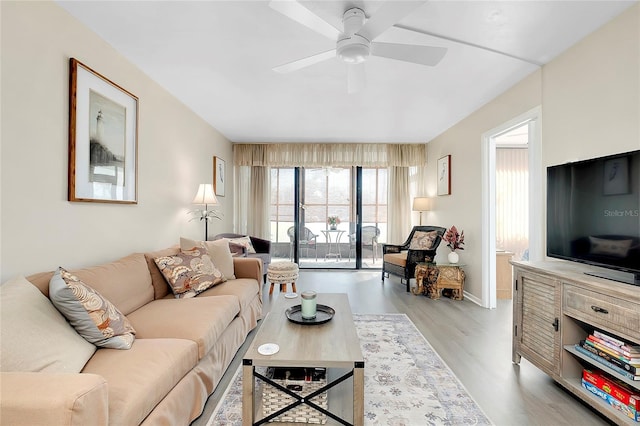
[49,268,136,349]
[154,246,226,298]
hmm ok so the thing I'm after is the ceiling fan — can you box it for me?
[269,0,447,94]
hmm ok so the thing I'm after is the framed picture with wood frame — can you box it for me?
[437,155,451,196]
[68,58,138,203]
[214,156,225,196]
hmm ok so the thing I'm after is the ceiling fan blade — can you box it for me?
[371,42,447,66]
[273,49,336,73]
[357,1,427,42]
[347,63,366,94]
[269,0,341,40]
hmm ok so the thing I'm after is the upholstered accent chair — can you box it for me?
[287,226,318,261]
[382,226,446,292]
[213,233,271,281]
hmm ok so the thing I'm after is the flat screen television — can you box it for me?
[547,149,640,286]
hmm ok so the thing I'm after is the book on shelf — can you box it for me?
[585,339,640,371]
[574,343,640,381]
[594,330,640,355]
[588,335,640,361]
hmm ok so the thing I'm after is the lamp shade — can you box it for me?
[192,184,218,205]
[412,197,430,211]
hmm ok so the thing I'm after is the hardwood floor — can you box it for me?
[192,270,610,426]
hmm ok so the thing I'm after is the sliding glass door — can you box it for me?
[270,166,386,269]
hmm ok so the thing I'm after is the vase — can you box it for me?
[448,251,459,264]
[330,225,337,230]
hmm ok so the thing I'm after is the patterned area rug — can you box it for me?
[208,313,492,425]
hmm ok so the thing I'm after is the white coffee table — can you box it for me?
[242,293,364,425]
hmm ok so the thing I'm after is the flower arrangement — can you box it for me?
[443,226,465,252]
[327,215,340,228]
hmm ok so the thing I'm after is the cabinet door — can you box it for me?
[513,270,561,377]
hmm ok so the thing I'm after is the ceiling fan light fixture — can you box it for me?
[337,34,370,64]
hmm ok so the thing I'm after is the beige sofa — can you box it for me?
[0,245,263,425]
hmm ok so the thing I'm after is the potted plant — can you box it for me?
[443,225,464,263]
[327,215,340,230]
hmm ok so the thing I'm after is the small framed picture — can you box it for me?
[68,58,138,203]
[603,156,629,195]
[437,155,451,196]
[214,156,225,196]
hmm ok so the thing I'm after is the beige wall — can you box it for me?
[0,1,234,281]
[426,3,639,301]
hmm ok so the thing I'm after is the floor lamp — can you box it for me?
[192,183,220,241]
[412,197,430,226]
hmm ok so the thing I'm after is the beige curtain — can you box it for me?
[496,147,529,260]
[233,166,251,235]
[387,166,411,244]
[233,165,270,239]
[232,143,427,243]
[234,143,426,167]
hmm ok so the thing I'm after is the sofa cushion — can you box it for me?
[81,338,198,426]
[25,253,154,314]
[181,237,235,279]
[50,268,136,350]
[0,276,96,373]
[126,295,240,359]
[144,246,180,300]
[154,247,226,299]
[199,278,260,312]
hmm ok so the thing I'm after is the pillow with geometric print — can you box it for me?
[154,244,226,298]
[49,267,136,350]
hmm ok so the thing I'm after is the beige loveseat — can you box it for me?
[0,245,263,425]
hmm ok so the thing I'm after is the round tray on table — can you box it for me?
[285,304,335,325]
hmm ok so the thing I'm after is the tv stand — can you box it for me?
[512,260,640,425]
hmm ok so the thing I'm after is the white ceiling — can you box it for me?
[57,0,636,144]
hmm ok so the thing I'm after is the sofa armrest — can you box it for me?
[1,372,108,426]
[233,257,263,283]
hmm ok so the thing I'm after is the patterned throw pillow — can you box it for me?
[49,268,136,350]
[225,236,256,254]
[409,230,439,250]
[154,246,226,298]
[180,237,235,279]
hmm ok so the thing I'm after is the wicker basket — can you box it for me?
[262,367,328,424]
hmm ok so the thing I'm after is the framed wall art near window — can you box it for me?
[437,155,451,196]
[214,156,225,196]
[68,58,138,203]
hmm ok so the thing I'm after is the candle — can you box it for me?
[301,291,317,319]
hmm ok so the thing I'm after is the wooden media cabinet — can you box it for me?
[511,260,640,425]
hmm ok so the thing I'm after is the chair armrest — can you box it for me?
[249,236,271,254]
[382,244,402,254]
[233,257,263,283]
[0,372,108,426]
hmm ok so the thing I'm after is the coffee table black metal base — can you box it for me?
[243,359,364,426]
